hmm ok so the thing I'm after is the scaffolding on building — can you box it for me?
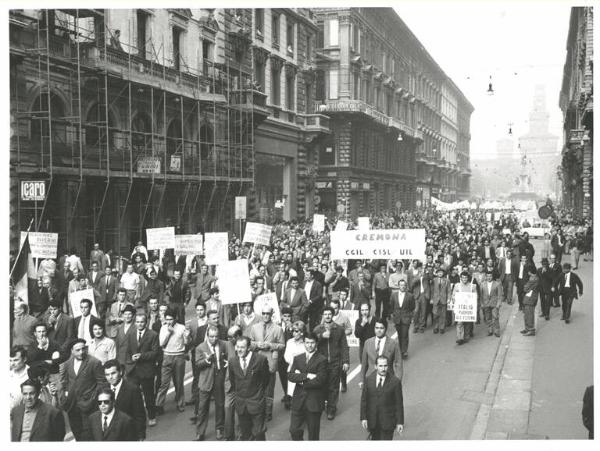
[11,8,260,255]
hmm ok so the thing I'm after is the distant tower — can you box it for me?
[518,84,559,195]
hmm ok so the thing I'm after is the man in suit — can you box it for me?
[194,326,228,440]
[97,267,118,320]
[549,253,563,307]
[12,301,38,348]
[498,249,517,304]
[166,269,191,324]
[125,312,160,427]
[281,276,309,322]
[87,261,103,291]
[248,306,285,421]
[106,288,133,338]
[515,254,532,311]
[60,338,105,440]
[410,263,432,333]
[114,305,137,364]
[480,270,504,337]
[390,280,416,359]
[11,378,65,441]
[537,258,554,321]
[329,266,350,301]
[90,243,106,270]
[550,230,564,263]
[557,263,584,324]
[103,359,146,440]
[44,302,74,351]
[54,261,74,309]
[360,319,403,387]
[287,332,328,440]
[430,268,450,334]
[139,269,165,310]
[313,307,349,420]
[303,270,324,332]
[478,239,496,263]
[89,388,137,441]
[360,355,404,440]
[228,335,270,440]
[186,301,208,408]
[349,271,371,310]
[74,298,98,345]
[521,265,540,336]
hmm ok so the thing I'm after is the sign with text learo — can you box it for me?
[330,229,426,260]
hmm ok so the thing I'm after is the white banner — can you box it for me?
[312,214,325,232]
[20,232,58,259]
[69,288,99,317]
[204,232,229,265]
[146,227,175,250]
[174,234,203,255]
[345,310,359,347]
[453,292,477,322]
[335,220,348,231]
[235,196,247,220]
[358,217,370,231]
[215,259,251,305]
[254,292,282,325]
[330,229,426,260]
[521,227,551,238]
[243,222,272,246]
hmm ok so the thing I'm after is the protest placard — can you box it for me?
[204,232,229,265]
[215,259,251,305]
[335,220,348,231]
[358,217,370,231]
[330,229,426,260]
[345,310,360,347]
[146,227,175,250]
[20,232,58,259]
[453,292,477,322]
[521,227,551,238]
[312,214,325,232]
[502,228,511,235]
[261,250,272,266]
[243,222,273,246]
[69,288,98,317]
[174,234,203,255]
[235,196,247,220]
[254,292,282,325]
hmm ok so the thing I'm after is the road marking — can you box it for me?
[346,364,362,382]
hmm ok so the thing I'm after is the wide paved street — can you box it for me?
[145,239,593,441]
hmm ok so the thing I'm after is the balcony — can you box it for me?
[228,89,270,119]
[296,113,331,135]
[568,129,586,146]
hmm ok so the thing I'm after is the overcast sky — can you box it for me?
[395,1,573,160]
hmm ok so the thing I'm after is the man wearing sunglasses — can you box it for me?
[89,388,136,441]
[247,306,285,422]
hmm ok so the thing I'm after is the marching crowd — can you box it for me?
[9,207,591,441]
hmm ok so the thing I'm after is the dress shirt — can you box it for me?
[374,273,389,290]
[304,281,314,298]
[159,323,187,355]
[397,291,406,307]
[388,272,407,290]
[306,351,315,364]
[111,379,123,399]
[505,260,511,274]
[73,359,82,375]
[102,409,116,431]
[78,315,92,344]
[240,352,253,371]
[104,275,112,293]
[9,366,29,410]
[284,338,306,365]
[375,337,386,356]
[209,343,220,369]
[20,403,39,442]
[420,277,424,294]
[89,337,116,364]
[120,272,140,291]
[519,264,524,279]
[289,288,296,300]
[487,282,494,295]
[565,272,571,288]
[123,322,132,335]
[377,375,385,388]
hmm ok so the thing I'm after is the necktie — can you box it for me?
[242,357,247,373]
[138,331,142,343]
[263,322,268,339]
[306,353,311,364]
[377,377,383,389]
[376,338,381,355]
[103,415,108,432]
[213,346,220,369]
[79,316,86,339]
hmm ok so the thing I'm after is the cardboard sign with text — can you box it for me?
[69,288,99,317]
[174,234,203,255]
[335,220,348,231]
[254,292,282,325]
[243,222,273,246]
[330,229,426,260]
[345,310,360,347]
[215,259,251,305]
[20,232,58,259]
[146,227,176,250]
[204,232,229,265]
[312,214,325,233]
[453,292,477,322]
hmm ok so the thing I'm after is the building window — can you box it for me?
[271,64,281,106]
[286,21,294,54]
[353,72,360,99]
[137,10,148,58]
[352,23,360,52]
[286,73,295,110]
[172,27,182,71]
[305,82,313,113]
[306,34,312,60]
[328,18,339,46]
[320,144,335,165]
[254,60,265,93]
[202,40,214,74]
[315,69,325,103]
[328,69,339,100]
[255,9,264,38]
[272,13,280,48]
